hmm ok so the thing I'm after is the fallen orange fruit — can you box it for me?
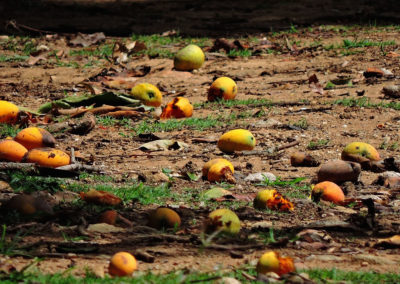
[0,100,19,124]
[312,181,345,205]
[160,97,193,119]
[208,77,237,101]
[14,127,56,150]
[23,148,70,168]
[108,251,137,276]
[0,139,28,162]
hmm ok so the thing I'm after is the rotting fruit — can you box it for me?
[174,44,205,71]
[14,127,56,150]
[206,208,240,235]
[130,83,162,107]
[208,77,237,102]
[0,139,28,162]
[218,129,256,153]
[253,189,294,212]
[256,251,295,276]
[312,181,345,205]
[202,158,234,178]
[207,160,235,183]
[0,100,19,124]
[148,207,181,229]
[160,97,193,119]
[108,251,137,276]
[23,147,70,168]
[341,141,380,162]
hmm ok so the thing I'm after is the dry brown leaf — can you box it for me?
[69,32,106,47]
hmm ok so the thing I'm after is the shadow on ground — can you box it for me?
[1,0,400,36]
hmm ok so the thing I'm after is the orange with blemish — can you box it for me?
[312,181,345,205]
[23,148,70,168]
[15,127,56,150]
[108,252,137,276]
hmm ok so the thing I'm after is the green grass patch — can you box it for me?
[8,171,66,193]
[2,267,399,283]
[67,182,172,205]
[307,139,330,150]
[324,39,396,51]
[69,44,114,58]
[0,123,19,138]
[0,54,29,62]
[332,97,400,110]
[197,98,275,109]
[307,268,400,284]
[133,111,253,135]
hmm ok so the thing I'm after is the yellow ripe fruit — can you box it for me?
[24,148,70,168]
[160,97,193,119]
[257,251,295,276]
[207,208,240,235]
[148,207,181,229]
[15,127,56,150]
[130,83,162,107]
[108,252,137,277]
[208,77,237,102]
[256,251,280,275]
[0,100,19,124]
[342,142,380,161]
[202,158,234,178]
[0,139,28,162]
[218,129,256,153]
[174,44,205,71]
[253,189,276,209]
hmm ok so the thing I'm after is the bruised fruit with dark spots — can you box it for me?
[15,127,56,150]
[23,148,70,168]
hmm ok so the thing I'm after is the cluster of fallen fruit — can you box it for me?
[0,42,389,278]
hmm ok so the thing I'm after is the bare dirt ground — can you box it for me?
[1,24,400,280]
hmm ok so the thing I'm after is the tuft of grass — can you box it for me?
[0,123,19,138]
[307,139,330,150]
[324,39,396,51]
[332,97,400,110]
[307,268,400,284]
[290,117,308,130]
[69,44,114,59]
[227,49,252,57]
[197,98,274,109]
[8,171,66,193]
[0,54,29,62]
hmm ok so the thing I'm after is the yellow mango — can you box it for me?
[130,83,162,107]
[207,208,240,235]
[341,142,380,161]
[208,77,237,101]
[174,44,205,71]
[217,129,256,153]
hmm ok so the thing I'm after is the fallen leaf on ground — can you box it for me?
[139,140,189,151]
[69,32,106,47]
